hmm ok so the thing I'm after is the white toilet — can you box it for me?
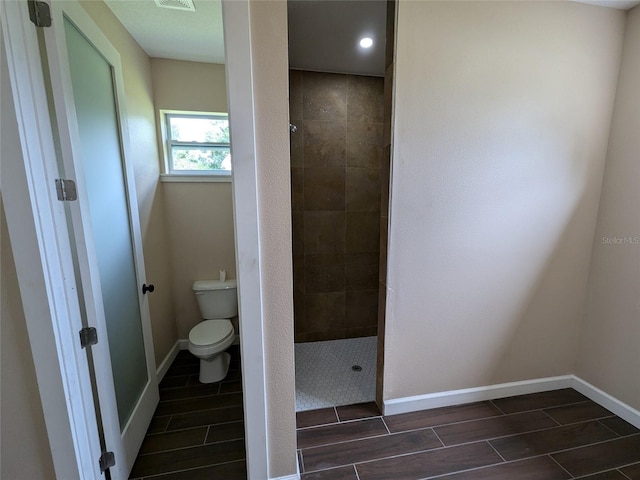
[188,279,237,383]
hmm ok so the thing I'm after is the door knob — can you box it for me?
[142,283,155,294]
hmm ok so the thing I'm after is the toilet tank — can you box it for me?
[192,279,238,319]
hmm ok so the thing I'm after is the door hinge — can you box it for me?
[99,451,116,473]
[79,327,98,349]
[55,179,77,201]
[28,0,52,28]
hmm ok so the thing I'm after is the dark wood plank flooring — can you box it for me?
[297,390,640,480]
[129,346,246,480]
[130,350,640,480]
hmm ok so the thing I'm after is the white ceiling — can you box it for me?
[287,1,387,77]
[104,0,640,71]
[104,0,225,64]
[103,0,387,74]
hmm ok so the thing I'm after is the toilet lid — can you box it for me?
[189,320,233,346]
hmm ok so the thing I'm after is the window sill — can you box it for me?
[160,174,232,183]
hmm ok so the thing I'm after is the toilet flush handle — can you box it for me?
[142,283,155,294]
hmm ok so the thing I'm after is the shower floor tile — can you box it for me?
[295,336,377,412]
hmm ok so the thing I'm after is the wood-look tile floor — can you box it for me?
[297,389,640,480]
[130,350,640,480]
[129,346,246,480]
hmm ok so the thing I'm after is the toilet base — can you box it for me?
[199,351,231,383]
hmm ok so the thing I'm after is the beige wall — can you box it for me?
[1,205,56,480]
[384,1,625,400]
[78,1,177,366]
[162,182,236,337]
[250,1,297,477]
[150,59,227,112]
[578,5,640,411]
[150,59,235,337]
[1,34,55,477]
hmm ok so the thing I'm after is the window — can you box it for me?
[163,112,231,176]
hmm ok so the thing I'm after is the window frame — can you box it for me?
[161,110,232,178]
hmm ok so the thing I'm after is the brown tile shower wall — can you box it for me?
[289,70,384,343]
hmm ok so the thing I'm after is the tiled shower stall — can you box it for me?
[289,70,384,343]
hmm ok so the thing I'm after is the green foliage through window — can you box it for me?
[165,113,231,174]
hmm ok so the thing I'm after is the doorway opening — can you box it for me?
[287,0,396,412]
[1,0,273,478]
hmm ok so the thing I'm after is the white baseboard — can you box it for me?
[383,374,640,430]
[571,376,640,429]
[383,375,574,416]
[156,340,181,382]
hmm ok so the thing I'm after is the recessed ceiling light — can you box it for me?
[359,37,373,49]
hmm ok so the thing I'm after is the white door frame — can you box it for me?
[2,0,272,479]
[222,1,269,478]
[1,1,103,478]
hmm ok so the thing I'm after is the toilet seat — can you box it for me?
[187,319,234,383]
[189,319,233,346]
[188,319,234,357]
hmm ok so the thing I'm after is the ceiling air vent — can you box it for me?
[154,0,195,12]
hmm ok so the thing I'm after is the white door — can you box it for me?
[40,1,158,477]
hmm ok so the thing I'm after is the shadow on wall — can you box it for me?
[478,176,599,385]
